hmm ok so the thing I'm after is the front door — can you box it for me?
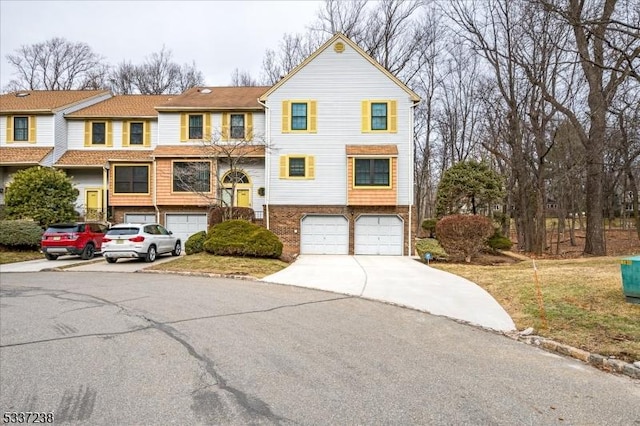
[236,189,250,207]
[86,190,100,220]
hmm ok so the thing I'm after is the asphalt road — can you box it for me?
[1,271,639,425]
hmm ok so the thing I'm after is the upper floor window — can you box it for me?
[371,103,387,130]
[13,117,28,141]
[92,122,106,144]
[281,100,317,133]
[361,100,397,133]
[189,115,203,139]
[129,122,144,145]
[114,165,149,194]
[173,161,211,193]
[291,103,307,131]
[230,114,245,139]
[6,115,36,143]
[354,158,390,187]
[279,155,315,179]
[84,120,111,147]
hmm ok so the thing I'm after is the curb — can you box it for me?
[509,333,640,380]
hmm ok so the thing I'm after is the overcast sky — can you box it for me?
[0,0,324,90]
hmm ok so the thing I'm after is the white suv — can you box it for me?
[102,223,181,263]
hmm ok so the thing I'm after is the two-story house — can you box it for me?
[0,34,420,256]
[260,34,420,256]
[0,90,111,205]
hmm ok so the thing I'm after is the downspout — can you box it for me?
[257,98,270,229]
[409,99,420,256]
[153,157,160,223]
[102,164,109,224]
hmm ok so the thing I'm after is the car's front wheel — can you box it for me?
[106,257,117,264]
[172,241,181,256]
[81,243,95,260]
[145,245,157,262]
[44,253,58,261]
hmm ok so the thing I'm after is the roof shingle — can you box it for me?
[66,95,174,118]
[346,145,399,155]
[55,150,153,167]
[156,86,270,111]
[0,147,53,164]
[153,145,265,157]
[0,90,110,113]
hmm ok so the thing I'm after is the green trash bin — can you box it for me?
[620,255,640,304]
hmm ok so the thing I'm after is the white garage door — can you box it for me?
[124,213,156,224]
[355,215,403,255]
[165,214,208,243]
[301,215,349,255]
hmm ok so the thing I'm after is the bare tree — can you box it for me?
[4,37,108,91]
[109,61,137,94]
[524,0,640,255]
[133,46,204,95]
[230,68,260,86]
[261,31,324,85]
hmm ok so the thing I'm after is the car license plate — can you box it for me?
[53,236,61,241]
[117,240,124,244]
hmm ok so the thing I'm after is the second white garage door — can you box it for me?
[300,215,349,254]
[165,214,208,244]
[355,215,403,255]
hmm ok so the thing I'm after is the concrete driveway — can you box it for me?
[262,255,516,332]
[0,254,177,273]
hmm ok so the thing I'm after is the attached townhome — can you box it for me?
[0,34,420,256]
[0,90,111,205]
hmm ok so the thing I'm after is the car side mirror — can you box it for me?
[169,231,173,235]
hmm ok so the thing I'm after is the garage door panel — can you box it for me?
[301,215,348,255]
[355,215,403,255]
[124,214,156,224]
[166,214,208,244]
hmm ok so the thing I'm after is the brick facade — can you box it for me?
[265,204,417,256]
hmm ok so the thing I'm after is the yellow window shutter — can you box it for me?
[122,120,129,146]
[144,120,151,146]
[221,112,229,140]
[246,113,253,140]
[204,113,211,140]
[306,156,315,179]
[309,101,317,133]
[389,100,397,133]
[84,121,91,146]
[106,121,113,147]
[282,101,290,133]
[28,115,36,142]
[180,113,187,141]
[361,101,370,132]
[279,156,287,178]
[6,116,13,142]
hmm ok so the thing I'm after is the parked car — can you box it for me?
[102,223,181,263]
[41,222,109,260]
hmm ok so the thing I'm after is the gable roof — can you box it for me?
[0,90,111,114]
[0,147,53,165]
[155,86,270,111]
[66,95,173,119]
[259,33,420,102]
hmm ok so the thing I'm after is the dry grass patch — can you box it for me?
[146,252,289,279]
[433,257,640,363]
[0,249,42,264]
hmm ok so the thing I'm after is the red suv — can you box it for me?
[41,222,109,260]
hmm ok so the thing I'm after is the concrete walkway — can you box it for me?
[261,255,516,332]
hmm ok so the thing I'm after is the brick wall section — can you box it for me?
[265,205,416,256]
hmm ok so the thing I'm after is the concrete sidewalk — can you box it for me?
[261,255,516,332]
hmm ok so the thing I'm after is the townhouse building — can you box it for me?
[0,34,420,255]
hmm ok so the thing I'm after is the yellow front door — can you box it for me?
[86,190,100,220]
[236,189,250,207]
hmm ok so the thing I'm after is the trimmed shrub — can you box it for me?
[415,238,448,261]
[0,220,43,249]
[436,214,494,262]
[203,220,282,258]
[185,231,207,255]
[208,207,255,227]
[421,218,437,238]
[486,230,513,252]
